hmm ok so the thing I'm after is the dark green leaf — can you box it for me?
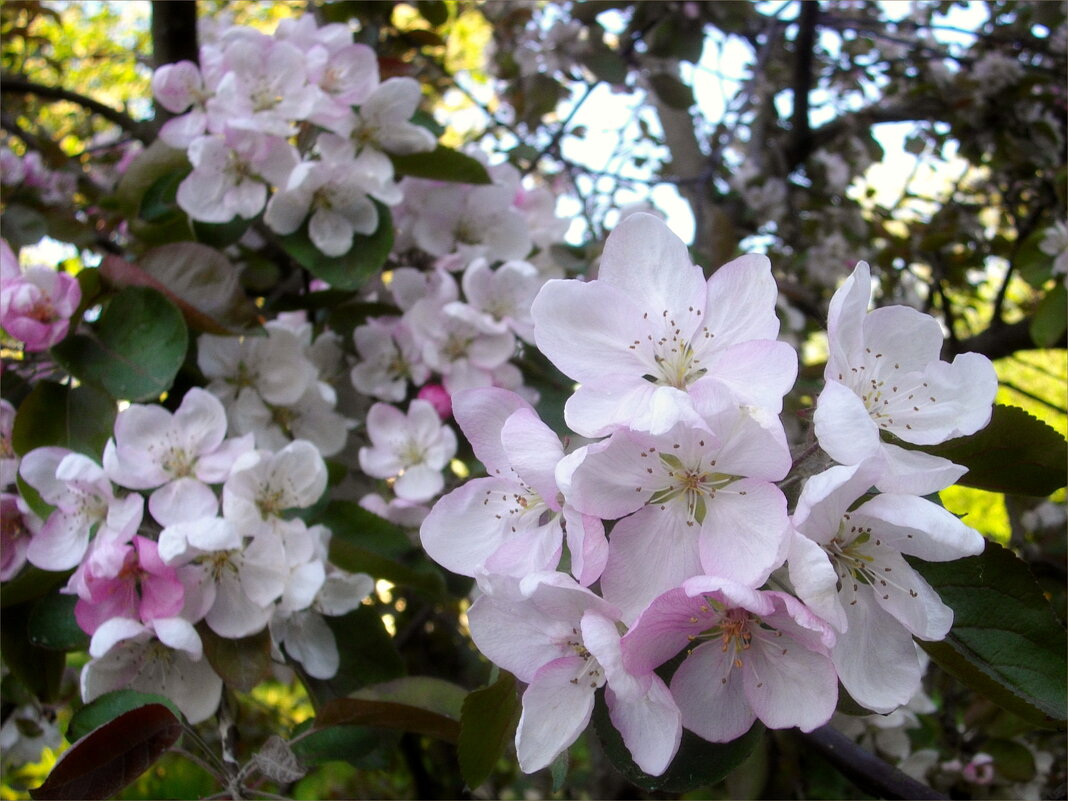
[138,171,183,223]
[11,381,115,457]
[30,704,181,800]
[580,47,628,84]
[1029,282,1067,347]
[648,72,694,109]
[982,737,1036,783]
[912,541,1067,728]
[199,624,273,693]
[905,404,1066,496]
[389,146,492,185]
[291,724,394,768]
[192,216,253,249]
[51,287,188,402]
[352,676,466,721]
[458,672,520,789]
[593,690,764,792]
[0,566,69,609]
[300,605,406,704]
[27,590,88,651]
[279,204,393,290]
[320,500,411,558]
[67,690,183,744]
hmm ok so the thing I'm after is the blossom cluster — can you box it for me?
[6,388,373,723]
[0,239,81,353]
[419,213,998,775]
[153,15,436,255]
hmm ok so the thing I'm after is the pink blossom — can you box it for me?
[0,493,40,581]
[0,254,82,352]
[417,384,452,419]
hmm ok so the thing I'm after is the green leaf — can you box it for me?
[648,72,694,109]
[458,672,520,789]
[1029,282,1067,347]
[580,46,628,84]
[0,567,69,609]
[2,203,49,249]
[912,541,1067,729]
[352,676,466,721]
[319,500,411,559]
[198,625,273,693]
[416,0,448,26]
[67,690,183,744]
[27,590,88,651]
[982,737,1036,783]
[278,204,393,291]
[904,404,1066,497]
[0,603,65,702]
[593,691,764,792]
[11,381,115,458]
[389,145,492,185]
[30,704,182,800]
[290,724,394,768]
[299,605,406,704]
[51,287,188,402]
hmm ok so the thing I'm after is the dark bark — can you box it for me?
[151,1,199,69]
[0,75,155,142]
[786,0,820,167]
[947,319,1067,361]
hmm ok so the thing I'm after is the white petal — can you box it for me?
[515,657,596,773]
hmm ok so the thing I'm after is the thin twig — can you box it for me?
[0,74,155,141]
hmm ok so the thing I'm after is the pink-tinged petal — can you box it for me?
[282,611,340,679]
[600,507,703,626]
[393,463,444,503]
[358,444,404,479]
[761,591,836,651]
[240,534,288,607]
[482,516,562,578]
[874,445,966,495]
[862,305,944,375]
[792,462,880,543]
[270,440,328,508]
[520,571,620,622]
[149,477,219,527]
[563,379,660,439]
[17,447,69,502]
[743,633,837,732]
[194,432,255,483]
[26,510,91,571]
[622,587,707,674]
[467,594,572,683]
[706,402,792,481]
[786,531,846,632]
[598,213,706,332]
[565,431,655,520]
[698,480,789,588]
[501,409,563,509]
[681,576,774,616]
[531,279,649,383]
[419,477,513,577]
[309,208,354,257]
[516,656,596,773]
[703,253,780,344]
[206,572,272,638]
[813,380,881,465]
[854,494,984,562]
[76,583,138,636]
[832,592,923,713]
[606,677,682,777]
[563,506,607,587]
[701,339,797,413]
[671,642,755,743]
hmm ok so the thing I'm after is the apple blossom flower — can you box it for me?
[222,440,329,535]
[0,243,82,352]
[153,60,214,148]
[421,388,604,582]
[81,617,222,724]
[229,383,350,457]
[341,77,436,157]
[1039,220,1068,278]
[786,461,984,712]
[18,448,143,572]
[198,324,318,408]
[0,493,40,581]
[359,400,457,503]
[813,261,997,494]
[530,212,797,437]
[416,384,451,419]
[411,180,533,265]
[622,576,838,743]
[103,387,252,491]
[468,572,681,776]
[461,258,542,343]
[565,399,792,622]
[351,317,431,402]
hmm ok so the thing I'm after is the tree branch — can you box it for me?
[0,75,155,142]
[786,0,820,167]
[947,318,1066,361]
[151,1,199,68]
[800,725,948,800]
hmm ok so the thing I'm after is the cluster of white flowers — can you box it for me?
[11,389,373,723]
[152,15,436,255]
[418,213,999,776]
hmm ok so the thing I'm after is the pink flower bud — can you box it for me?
[417,383,452,420]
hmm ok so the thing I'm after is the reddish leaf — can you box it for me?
[30,704,182,800]
[315,698,461,744]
